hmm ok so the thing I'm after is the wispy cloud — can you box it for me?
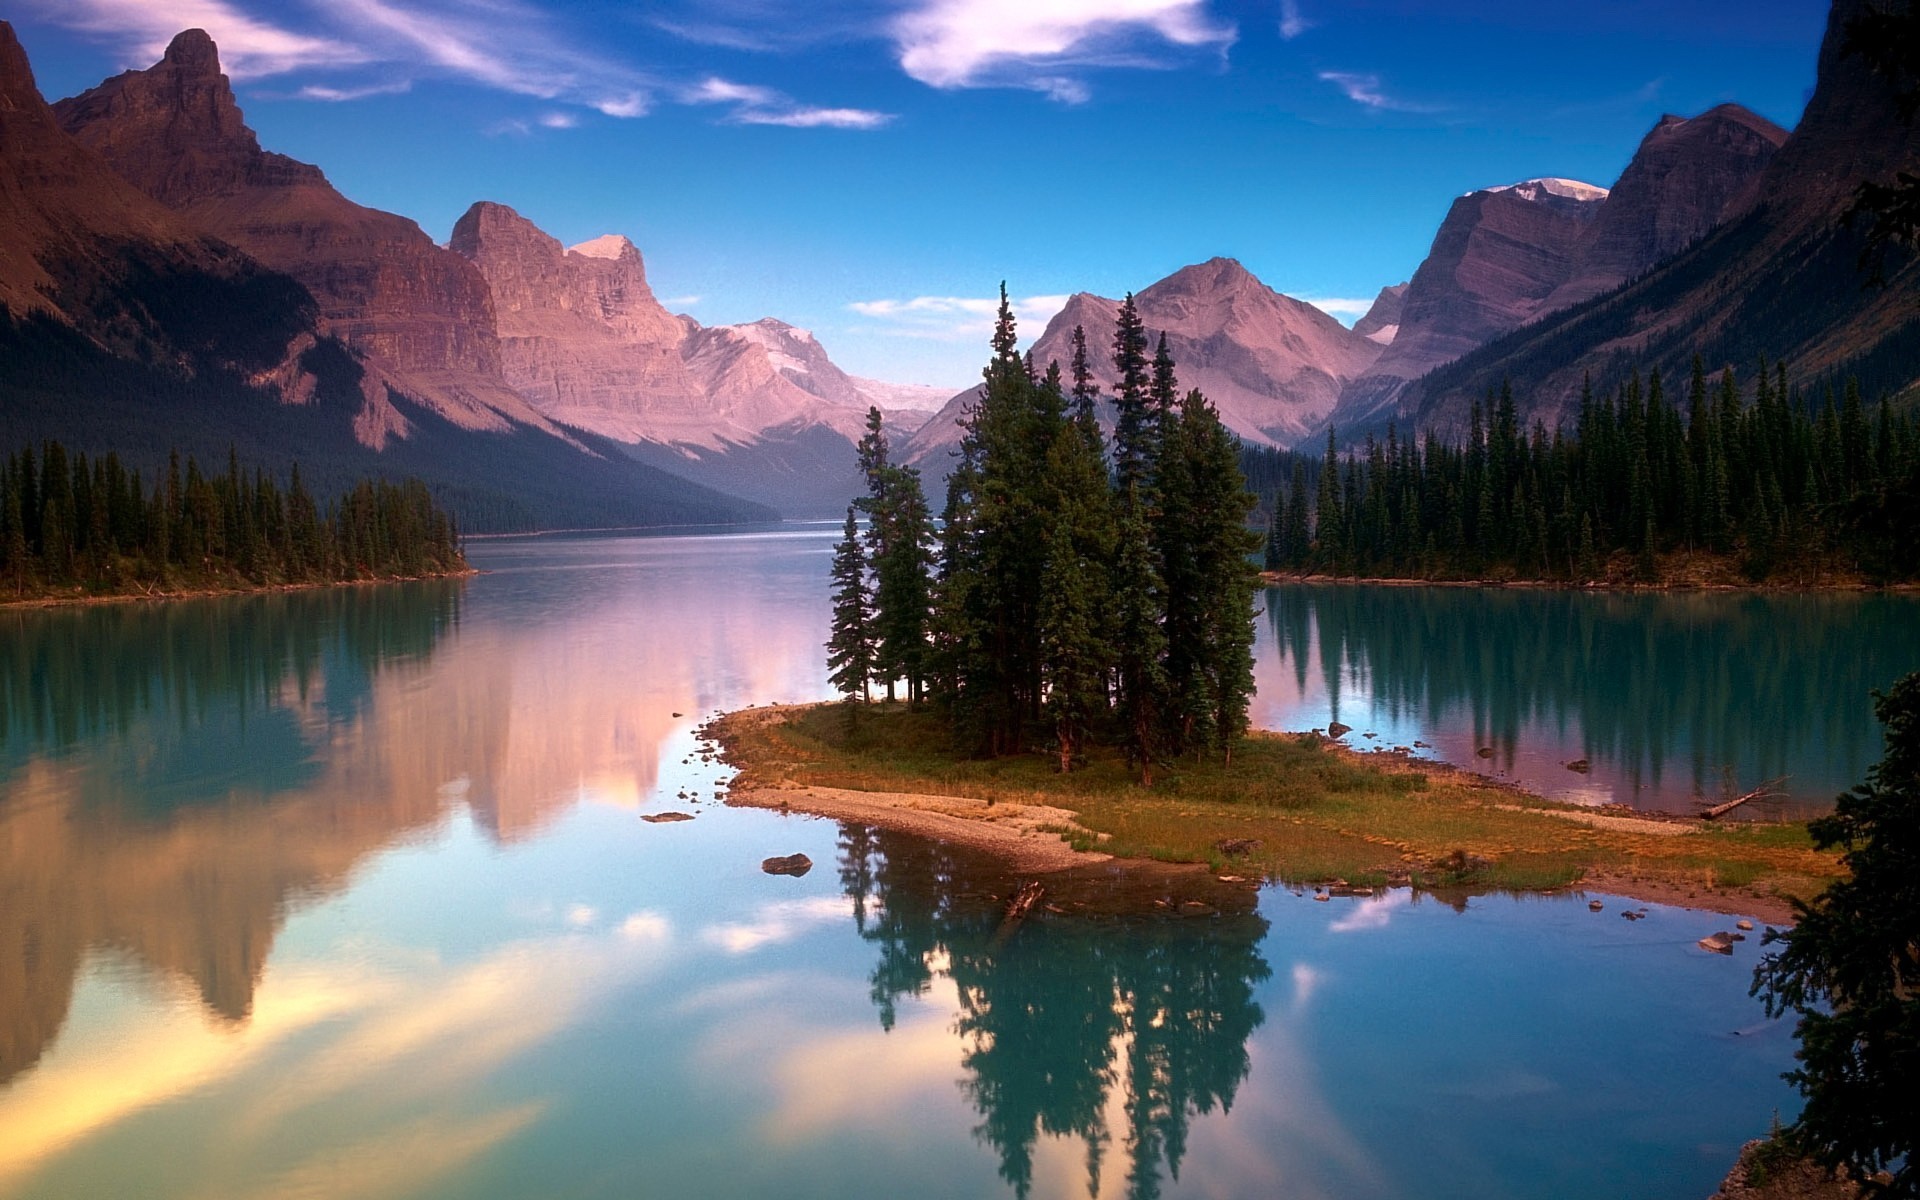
[891,0,1235,100]
[1317,70,1439,113]
[848,293,1072,343]
[1278,0,1311,40]
[295,79,413,101]
[1302,296,1373,322]
[23,0,369,78]
[684,75,892,130]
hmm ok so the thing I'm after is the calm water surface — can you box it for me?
[1,527,1910,1199]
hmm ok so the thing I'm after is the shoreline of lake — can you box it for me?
[710,702,1838,926]
[1259,569,1918,594]
[0,567,478,612]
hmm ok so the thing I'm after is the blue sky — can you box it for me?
[13,0,1829,388]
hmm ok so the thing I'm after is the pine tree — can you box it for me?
[826,506,876,706]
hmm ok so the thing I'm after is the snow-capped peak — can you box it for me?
[1477,177,1610,203]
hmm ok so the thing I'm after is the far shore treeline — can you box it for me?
[830,289,1260,784]
[1,441,466,599]
[1245,360,1919,584]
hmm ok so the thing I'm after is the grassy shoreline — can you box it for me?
[0,567,478,611]
[712,701,1842,924]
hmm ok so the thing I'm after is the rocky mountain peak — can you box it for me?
[161,28,221,77]
[1155,256,1260,296]
[1540,103,1786,312]
[53,27,320,203]
[0,21,40,111]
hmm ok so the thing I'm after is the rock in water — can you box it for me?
[1327,722,1352,739]
[1566,758,1591,773]
[1698,931,1736,955]
[761,853,813,877]
[641,812,695,824]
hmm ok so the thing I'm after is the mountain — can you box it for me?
[0,21,310,373]
[1388,0,1920,435]
[451,200,924,515]
[1327,177,1610,433]
[1541,104,1788,313]
[53,30,550,447]
[903,257,1382,465]
[1,24,769,531]
[1352,283,1408,345]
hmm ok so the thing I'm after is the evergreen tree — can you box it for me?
[1753,673,1920,1197]
[826,506,876,706]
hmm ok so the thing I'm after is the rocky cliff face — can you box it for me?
[53,30,547,445]
[904,258,1382,464]
[448,202,707,435]
[1542,104,1787,312]
[0,20,304,364]
[1331,178,1608,432]
[1395,0,1920,436]
[450,200,876,452]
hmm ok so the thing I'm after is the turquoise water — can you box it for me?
[1,526,1903,1199]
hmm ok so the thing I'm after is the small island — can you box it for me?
[712,700,1838,925]
[718,300,1843,927]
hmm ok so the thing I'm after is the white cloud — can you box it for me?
[25,0,369,78]
[848,293,1072,343]
[295,79,412,101]
[1303,296,1374,322]
[663,295,704,308]
[892,0,1235,99]
[684,75,892,130]
[1278,0,1311,40]
[39,0,653,119]
[1328,889,1410,933]
[1318,70,1437,113]
[538,111,578,129]
[702,896,851,954]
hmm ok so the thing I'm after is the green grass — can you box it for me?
[718,702,1843,909]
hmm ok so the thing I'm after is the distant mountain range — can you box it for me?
[1,25,915,525]
[4,0,1912,523]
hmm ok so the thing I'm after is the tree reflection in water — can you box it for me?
[1263,584,1920,812]
[838,823,1272,1200]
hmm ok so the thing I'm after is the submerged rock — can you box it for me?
[1699,931,1736,955]
[761,852,813,877]
[642,812,695,824]
[1566,758,1591,773]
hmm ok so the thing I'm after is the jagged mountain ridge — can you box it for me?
[903,257,1383,467]
[451,199,927,514]
[53,30,552,449]
[0,22,771,531]
[1388,0,1920,437]
[1324,104,1791,439]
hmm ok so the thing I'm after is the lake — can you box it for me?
[1,526,1911,1200]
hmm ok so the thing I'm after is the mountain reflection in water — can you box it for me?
[0,583,464,1086]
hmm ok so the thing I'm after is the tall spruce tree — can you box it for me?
[827,506,876,705]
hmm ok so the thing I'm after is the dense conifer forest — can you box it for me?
[0,440,466,600]
[830,291,1260,782]
[1249,360,1919,585]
